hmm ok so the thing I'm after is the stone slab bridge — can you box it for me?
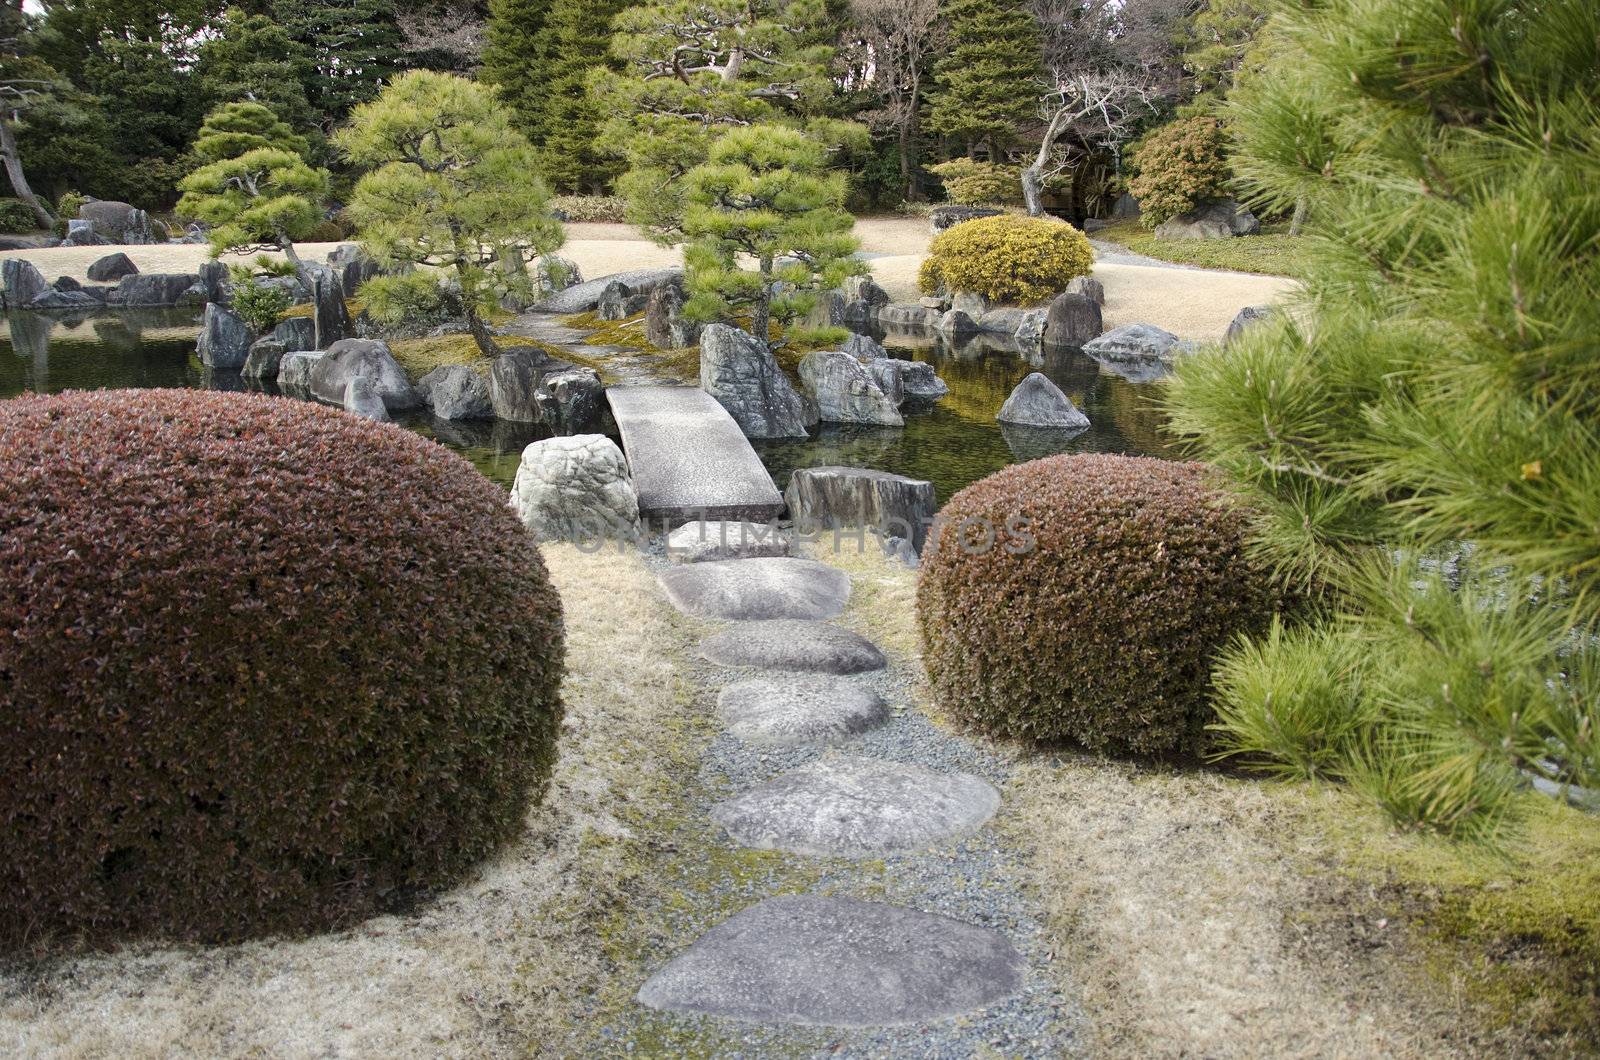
[606,386,784,524]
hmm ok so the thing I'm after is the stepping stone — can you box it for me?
[700,620,886,674]
[719,675,890,746]
[658,558,849,621]
[666,519,792,564]
[636,894,1023,1027]
[711,755,999,857]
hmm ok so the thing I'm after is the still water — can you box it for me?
[0,310,1176,504]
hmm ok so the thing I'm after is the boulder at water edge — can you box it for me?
[509,434,641,543]
[1066,275,1105,305]
[417,364,492,420]
[311,267,353,349]
[309,338,420,410]
[242,339,287,379]
[644,278,699,349]
[997,372,1090,431]
[3,259,48,309]
[699,323,814,440]
[798,351,903,427]
[534,367,607,435]
[343,377,390,422]
[1044,291,1103,347]
[1082,322,1188,363]
[277,351,323,393]
[866,359,948,409]
[197,303,253,370]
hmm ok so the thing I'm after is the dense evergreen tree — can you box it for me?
[479,0,550,140]
[923,0,1040,158]
[277,0,406,132]
[534,0,625,190]
[194,9,319,136]
[1166,0,1600,838]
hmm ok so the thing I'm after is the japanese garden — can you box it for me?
[0,0,1596,1055]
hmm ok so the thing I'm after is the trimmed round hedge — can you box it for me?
[917,454,1276,755]
[917,214,1093,305]
[0,389,565,947]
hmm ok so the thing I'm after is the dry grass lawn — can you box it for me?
[0,543,693,1058]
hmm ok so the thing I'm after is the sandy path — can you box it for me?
[0,217,1295,341]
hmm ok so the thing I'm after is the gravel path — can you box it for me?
[591,540,1088,1056]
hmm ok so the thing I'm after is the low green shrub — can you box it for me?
[1126,115,1233,226]
[0,197,37,233]
[0,389,566,948]
[917,214,1093,305]
[917,454,1278,755]
[550,194,629,223]
[929,159,1020,206]
[229,276,293,333]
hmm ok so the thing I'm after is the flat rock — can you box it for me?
[667,519,792,563]
[606,385,784,522]
[1082,322,1191,364]
[534,267,682,314]
[658,557,849,621]
[700,620,886,674]
[719,675,889,746]
[637,894,1023,1026]
[711,754,999,856]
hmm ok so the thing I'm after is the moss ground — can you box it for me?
[1097,219,1313,279]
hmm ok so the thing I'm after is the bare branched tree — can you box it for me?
[1021,68,1156,216]
[397,3,486,75]
[849,0,943,200]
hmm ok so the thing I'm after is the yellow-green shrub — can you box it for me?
[917,214,1093,305]
[929,159,1020,206]
[1126,116,1232,226]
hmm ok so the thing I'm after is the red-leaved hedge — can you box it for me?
[917,454,1277,755]
[0,389,565,948]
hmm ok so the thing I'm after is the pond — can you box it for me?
[0,310,1177,504]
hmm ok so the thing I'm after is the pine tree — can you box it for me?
[923,0,1040,159]
[178,102,330,290]
[534,0,625,191]
[337,71,564,357]
[195,9,319,141]
[480,0,551,141]
[680,124,860,343]
[1165,0,1600,838]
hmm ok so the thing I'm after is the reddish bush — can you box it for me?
[916,454,1276,755]
[0,389,565,948]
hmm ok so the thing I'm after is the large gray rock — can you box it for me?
[606,385,786,523]
[509,434,641,543]
[1154,198,1261,240]
[719,675,889,746]
[712,755,1000,857]
[77,200,142,242]
[699,323,814,440]
[798,351,904,427]
[951,290,989,319]
[1013,308,1048,346]
[842,274,890,309]
[343,377,390,422]
[644,278,700,349]
[636,894,1024,1027]
[667,520,792,564]
[785,465,936,553]
[535,366,606,434]
[866,359,949,409]
[328,243,382,298]
[1044,291,1104,347]
[658,557,850,621]
[270,316,316,352]
[804,289,848,330]
[1066,275,1105,305]
[489,345,576,422]
[841,332,886,362]
[418,364,492,420]
[106,273,205,307]
[311,267,353,348]
[597,278,650,320]
[997,372,1090,430]
[534,267,682,314]
[1224,304,1273,344]
[276,351,324,393]
[1082,322,1189,364]
[86,252,138,282]
[700,620,886,674]
[3,258,48,308]
[242,339,287,379]
[61,220,110,247]
[197,303,253,369]
[937,309,978,334]
[309,338,420,410]
[28,288,102,310]
[930,205,1003,232]
[877,304,941,329]
[1111,191,1141,220]
[197,260,230,304]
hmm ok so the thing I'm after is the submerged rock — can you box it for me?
[309,338,420,410]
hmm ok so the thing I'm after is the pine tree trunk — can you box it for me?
[0,116,55,229]
[277,234,314,297]
[464,301,503,358]
[1289,195,1308,236]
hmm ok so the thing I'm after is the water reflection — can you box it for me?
[2,309,1176,504]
